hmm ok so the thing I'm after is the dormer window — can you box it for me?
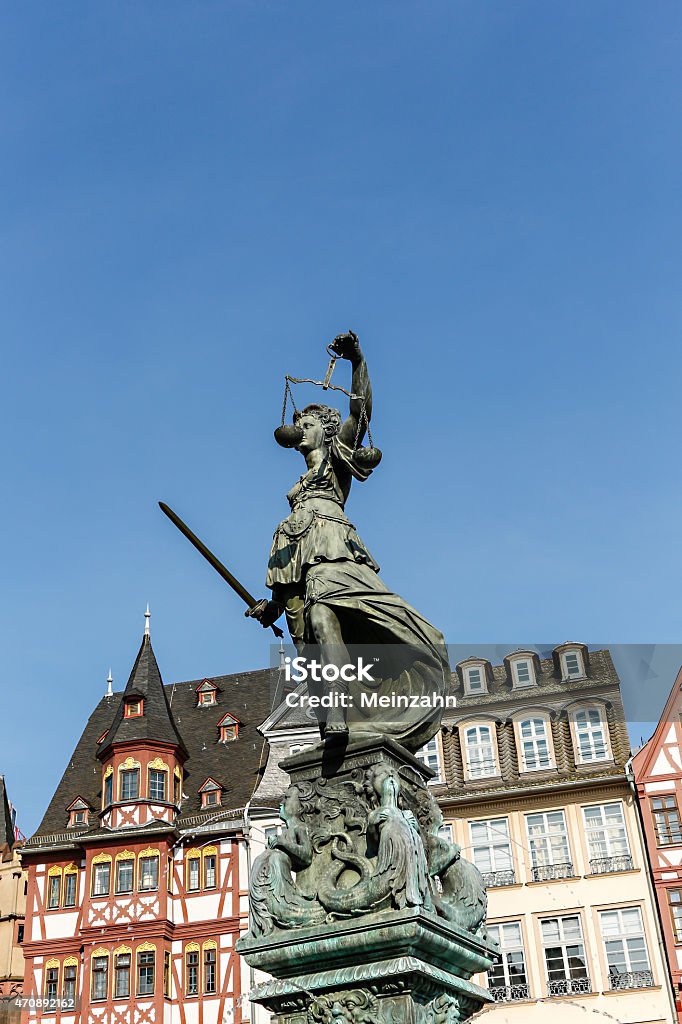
[460,661,489,696]
[514,660,532,685]
[66,797,90,828]
[196,680,219,707]
[555,643,588,681]
[217,713,240,743]
[124,699,143,719]
[199,779,222,808]
[507,654,536,689]
[563,651,583,678]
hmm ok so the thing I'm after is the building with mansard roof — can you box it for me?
[252,643,676,1023]
[632,662,682,1021]
[20,614,278,1024]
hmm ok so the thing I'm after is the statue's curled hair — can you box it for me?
[293,404,342,445]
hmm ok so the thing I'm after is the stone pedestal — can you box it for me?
[237,738,497,1023]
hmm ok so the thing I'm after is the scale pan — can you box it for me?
[274,425,304,448]
[354,446,382,468]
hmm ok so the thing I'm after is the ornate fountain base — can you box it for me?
[237,738,497,1023]
[240,907,493,1022]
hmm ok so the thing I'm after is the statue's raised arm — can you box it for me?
[328,330,372,450]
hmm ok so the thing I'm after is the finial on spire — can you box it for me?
[144,604,151,638]
[106,669,113,697]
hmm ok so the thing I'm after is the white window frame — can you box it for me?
[463,724,498,780]
[463,664,487,696]
[510,658,535,688]
[541,914,589,987]
[526,810,572,869]
[415,736,443,783]
[562,649,585,680]
[573,706,610,763]
[487,921,528,995]
[599,907,651,979]
[582,803,631,865]
[469,818,513,876]
[47,875,61,910]
[92,862,111,897]
[518,717,553,772]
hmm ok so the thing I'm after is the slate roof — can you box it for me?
[448,647,622,710]
[435,646,631,806]
[27,655,280,847]
[98,635,187,756]
[0,777,15,851]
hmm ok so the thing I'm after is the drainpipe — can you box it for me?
[241,801,257,1024]
[626,756,678,1020]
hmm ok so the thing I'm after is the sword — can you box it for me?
[158,501,285,639]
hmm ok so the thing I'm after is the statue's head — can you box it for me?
[293,404,342,453]
[274,404,341,453]
[280,786,302,822]
[367,765,400,804]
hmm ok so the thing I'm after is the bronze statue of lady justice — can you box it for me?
[245,330,450,749]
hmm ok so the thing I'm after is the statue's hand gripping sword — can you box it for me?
[158,502,284,639]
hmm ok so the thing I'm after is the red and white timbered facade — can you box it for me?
[632,664,682,1020]
[20,624,274,1024]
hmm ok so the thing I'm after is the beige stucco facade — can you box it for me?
[444,780,672,1023]
[0,843,26,999]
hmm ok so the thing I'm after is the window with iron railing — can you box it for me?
[583,802,632,873]
[600,907,653,990]
[469,818,514,885]
[526,810,573,881]
[487,922,529,1002]
[541,915,590,996]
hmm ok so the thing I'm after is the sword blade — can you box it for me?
[158,501,284,639]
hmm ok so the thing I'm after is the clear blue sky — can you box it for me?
[2,2,682,834]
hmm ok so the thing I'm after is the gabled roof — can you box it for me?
[196,679,220,693]
[98,634,187,757]
[0,777,15,851]
[217,712,240,727]
[632,664,682,779]
[198,777,222,793]
[65,796,91,812]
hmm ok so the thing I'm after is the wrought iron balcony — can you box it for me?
[490,983,530,1002]
[589,854,634,874]
[608,970,654,990]
[530,862,574,882]
[547,977,592,996]
[481,869,516,888]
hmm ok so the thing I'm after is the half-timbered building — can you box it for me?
[632,662,682,1021]
[20,615,275,1024]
